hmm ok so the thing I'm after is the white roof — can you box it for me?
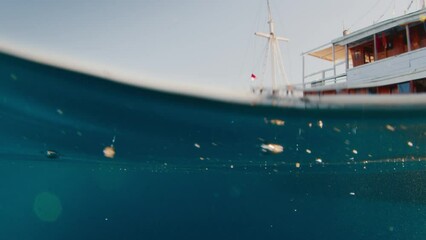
[308,45,348,61]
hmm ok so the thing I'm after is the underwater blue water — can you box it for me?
[0,52,425,239]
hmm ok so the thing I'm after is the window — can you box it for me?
[398,82,411,93]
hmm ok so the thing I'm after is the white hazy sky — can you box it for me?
[0,0,422,93]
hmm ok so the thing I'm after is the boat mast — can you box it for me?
[255,0,289,93]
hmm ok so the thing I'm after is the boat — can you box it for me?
[252,0,426,108]
[303,1,426,96]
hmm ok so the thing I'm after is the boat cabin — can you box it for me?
[302,8,426,95]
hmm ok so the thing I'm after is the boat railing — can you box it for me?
[303,61,347,89]
[251,86,304,97]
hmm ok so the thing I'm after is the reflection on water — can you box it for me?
[0,52,425,239]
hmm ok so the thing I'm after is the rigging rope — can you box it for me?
[260,41,270,90]
[375,0,397,23]
[347,0,384,31]
[406,0,415,12]
[276,43,289,86]
[240,0,266,84]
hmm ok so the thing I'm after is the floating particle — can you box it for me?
[333,127,341,133]
[211,142,218,146]
[76,131,83,136]
[315,158,323,163]
[386,124,395,132]
[261,143,284,154]
[46,150,59,159]
[199,157,205,161]
[318,120,323,128]
[295,162,301,168]
[194,143,201,149]
[103,146,115,159]
[352,149,358,154]
[308,122,312,128]
[349,192,356,196]
[230,165,234,169]
[306,149,312,154]
[56,109,64,115]
[105,218,108,221]
[407,141,414,147]
[270,119,285,126]
[344,140,351,145]
[10,74,17,80]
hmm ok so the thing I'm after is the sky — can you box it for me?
[0,0,423,95]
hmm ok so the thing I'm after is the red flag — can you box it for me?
[251,73,257,81]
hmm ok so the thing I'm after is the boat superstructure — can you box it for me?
[302,3,426,96]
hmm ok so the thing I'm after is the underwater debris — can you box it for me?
[407,141,414,147]
[56,109,64,115]
[261,143,284,154]
[333,127,341,133]
[194,143,201,149]
[103,136,116,158]
[103,146,116,159]
[386,124,396,132]
[10,74,17,80]
[295,162,301,168]
[46,150,59,159]
[270,119,285,126]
